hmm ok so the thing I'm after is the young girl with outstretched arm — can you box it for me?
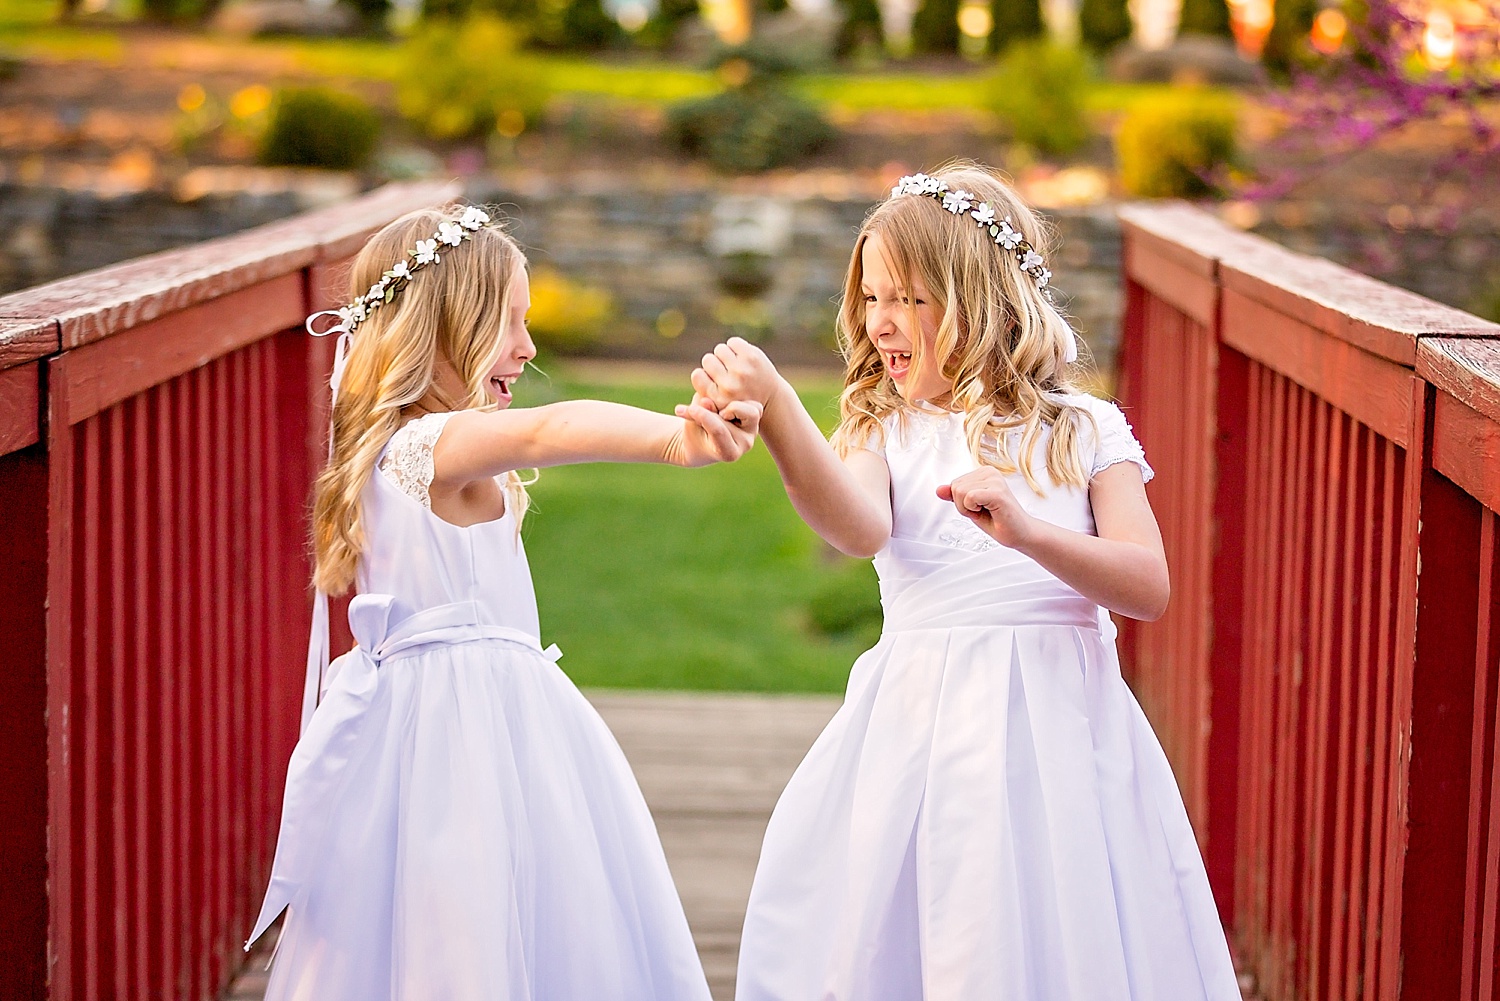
[697,164,1240,1001]
[245,205,759,1001]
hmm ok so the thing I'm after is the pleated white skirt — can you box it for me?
[259,625,710,1001]
[736,613,1240,1001]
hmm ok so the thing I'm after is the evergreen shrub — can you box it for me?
[1078,0,1131,53]
[666,45,836,172]
[988,0,1042,55]
[911,0,961,55]
[257,87,380,170]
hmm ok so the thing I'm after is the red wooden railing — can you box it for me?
[0,180,454,1001]
[1116,202,1500,1001]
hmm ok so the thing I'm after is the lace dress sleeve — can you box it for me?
[378,412,456,510]
[1087,400,1154,484]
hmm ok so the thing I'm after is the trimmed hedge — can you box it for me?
[1115,90,1238,197]
[257,87,380,170]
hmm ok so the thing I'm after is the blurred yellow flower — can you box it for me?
[177,83,207,114]
[231,85,273,120]
[528,268,615,355]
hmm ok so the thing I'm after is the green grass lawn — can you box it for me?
[0,5,1195,117]
[514,368,880,693]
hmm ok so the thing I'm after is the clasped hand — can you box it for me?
[670,392,763,466]
[693,339,1037,549]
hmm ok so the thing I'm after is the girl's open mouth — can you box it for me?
[884,351,912,380]
[491,374,520,401]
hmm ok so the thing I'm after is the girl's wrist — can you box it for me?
[1005,511,1046,554]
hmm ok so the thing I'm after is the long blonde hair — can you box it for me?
[312,205,531,594]
[831,161,1093,493]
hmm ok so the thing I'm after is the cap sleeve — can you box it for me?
[379,411,456,509]
[840,413,895,457]
[1085,399,1154,483]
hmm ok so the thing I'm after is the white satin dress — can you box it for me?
[736,395,1240,1001]
[248,412,711,1001]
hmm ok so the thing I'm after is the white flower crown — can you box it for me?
[306,205,494,339]
[890,174,1052,292]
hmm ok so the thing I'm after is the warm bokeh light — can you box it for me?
[1424,8,1456,70]
[177,83,207,114]
[701,0,751,45]
[957,2,993,39]
[1309,8,1347,54]
[496,108,526,138]
[230,85,272,120]
[718,56,752,88]
[1227,0,1274,57]
[616,0,649,32]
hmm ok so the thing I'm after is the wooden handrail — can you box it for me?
[0,179,457,1001]
[1116,200,1500,1001]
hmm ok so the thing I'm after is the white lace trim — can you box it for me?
[1090,409,1154,483]
[379,412,455,510]
[1092,447,1155,483]
[938,524,1000,553]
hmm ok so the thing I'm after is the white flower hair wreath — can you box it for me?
[889,173,1076,363]
[306,205,494,341]
[890,173,1052,291]
[304,205,495,402]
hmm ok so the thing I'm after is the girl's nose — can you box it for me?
[515,327,537,364]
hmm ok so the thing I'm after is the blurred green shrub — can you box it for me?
[1262,0,1316,74]
[910,0,960,55]
[987,0,1042,55]
[986,42,1092,157]
[0,49,23,81]
[1114,90,1238,197]
[636,0,700,49]
[667,45,836,173]
[397,15,551,141]
[531,0,624,49]
[1078,0,1131,53]
[834,0,885,59]
[257,87,380,170]
[806,559,882,646]
[527,268,616,355]
[1177,0,1231,36]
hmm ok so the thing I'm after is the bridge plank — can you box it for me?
[51,275,305,427]
[1222,288,1416,447]
[1419,338,1500,426]
[0,316,60,372]
[1119,202,1500,368]
[0,363,41,454]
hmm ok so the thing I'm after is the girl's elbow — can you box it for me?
[1140,566,1171,622]
[832,525,887,559]
[842,540,883,559]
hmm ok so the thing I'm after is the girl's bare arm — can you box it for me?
[939,462,1169,621]
[694,341,891,558]
[430,398,762,488]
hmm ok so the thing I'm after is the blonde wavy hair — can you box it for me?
[830,161,1094,493]
[312,205,531,594]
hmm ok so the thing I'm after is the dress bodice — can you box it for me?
[357,412,540,640]
[867,394,1152,622]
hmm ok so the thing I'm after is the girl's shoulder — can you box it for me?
[380,411,458,509]
[1048,391,1154,484]
[879,404,959,453]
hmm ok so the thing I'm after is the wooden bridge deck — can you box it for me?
[225,692,843,1001]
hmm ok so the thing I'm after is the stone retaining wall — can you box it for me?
[4,176,1495,375]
